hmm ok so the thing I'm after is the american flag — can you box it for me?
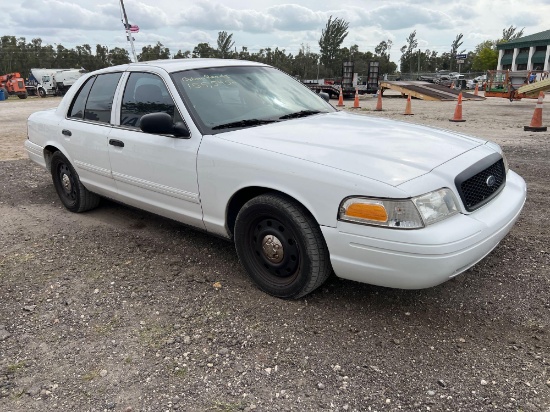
[124,23,139,33]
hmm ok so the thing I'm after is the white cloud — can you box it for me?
[14,0,119,30]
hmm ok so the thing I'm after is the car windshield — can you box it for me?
[171,65,335,134]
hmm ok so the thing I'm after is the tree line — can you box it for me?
[0,17,395,81]
[0,20,524,81]
[398,26,525,76]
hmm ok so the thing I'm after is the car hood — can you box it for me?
[218,111,486,186]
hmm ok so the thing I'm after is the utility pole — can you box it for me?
[120,0,138,62]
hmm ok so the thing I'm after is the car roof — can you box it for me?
[96,58,269,75]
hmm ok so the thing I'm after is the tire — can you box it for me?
[18,92,28,99]
[234,193,332,299]
[3,88,9,99]
[38,88,46,98]
[50,152,100,212]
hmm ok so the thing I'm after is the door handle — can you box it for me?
[62,129,72,136]
[109,139,124,148]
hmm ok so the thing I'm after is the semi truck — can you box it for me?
[26,68,87,97]
[303,61,380,98]
[0,72,28,99]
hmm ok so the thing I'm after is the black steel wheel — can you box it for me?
[234,193,331,299]
[50,152,100,212]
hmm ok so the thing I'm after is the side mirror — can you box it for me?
[319,92,330,102]
[140,112,190,138]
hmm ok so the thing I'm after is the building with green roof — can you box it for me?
[496,29,550,71]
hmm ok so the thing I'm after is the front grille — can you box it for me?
[455,155,506,212]
[18,81,24,89]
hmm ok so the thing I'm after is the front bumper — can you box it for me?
[321,170,526,289]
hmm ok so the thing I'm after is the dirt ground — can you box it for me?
[0,93,549,412]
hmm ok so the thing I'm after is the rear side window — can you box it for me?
[120,72,180,128]
[68,77,95,119]
[83,73,122,123]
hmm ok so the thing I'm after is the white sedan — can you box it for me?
[25,59,526,298]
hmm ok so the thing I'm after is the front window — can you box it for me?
[171,66,334,134]
[120,72,182,129]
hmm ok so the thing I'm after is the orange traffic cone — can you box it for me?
[524,91,547,132]
[449,92,466,122]
[352,88,361,109]
[336,87,344,107]
[375,89,383,111]
[474,83,479,96]
[403,94,413,115]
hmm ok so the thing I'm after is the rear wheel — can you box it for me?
[50,152,100,212]
[234,193,331,299]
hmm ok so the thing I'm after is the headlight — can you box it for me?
[339,198,424,229]
[411,188,460,225]
[338,188,460,229]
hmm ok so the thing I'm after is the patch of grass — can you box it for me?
[137,323,174,349]
[93,316,122,335]
[208,401,245,412]
[81,369,99,382]
[0,253,36,266]
[6,360,27,373]
[173,366,188,378]
[14,389,25,399]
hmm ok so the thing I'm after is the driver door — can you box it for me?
[107,72,205,229]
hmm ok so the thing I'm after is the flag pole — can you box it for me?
[120,0,138,62]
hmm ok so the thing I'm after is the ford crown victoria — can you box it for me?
[25,59,527,298]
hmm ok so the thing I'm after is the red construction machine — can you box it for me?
[0,72,28,99]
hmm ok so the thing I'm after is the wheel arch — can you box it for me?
[226,187,320,239]
[43,145,64,172]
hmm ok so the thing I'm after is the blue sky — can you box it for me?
[7,0,550,60]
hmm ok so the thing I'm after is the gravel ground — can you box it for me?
[0,94,549,412]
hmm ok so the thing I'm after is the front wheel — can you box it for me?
[38,88,46,98]
[234,194,332,299]
[50,152,100,212]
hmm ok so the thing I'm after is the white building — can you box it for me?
[497,29,550,72]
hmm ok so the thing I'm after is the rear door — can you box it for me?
[58,72,123,196]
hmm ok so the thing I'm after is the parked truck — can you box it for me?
[303,60,380,98]
[0,72,28,99]
[26,68,87,97]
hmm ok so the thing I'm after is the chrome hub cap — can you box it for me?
[261,235,284,263]
[61,173,72,193]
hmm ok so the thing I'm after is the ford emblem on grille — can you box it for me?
[486,175,496,187]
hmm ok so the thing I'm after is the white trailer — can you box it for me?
[27,68,87,97]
